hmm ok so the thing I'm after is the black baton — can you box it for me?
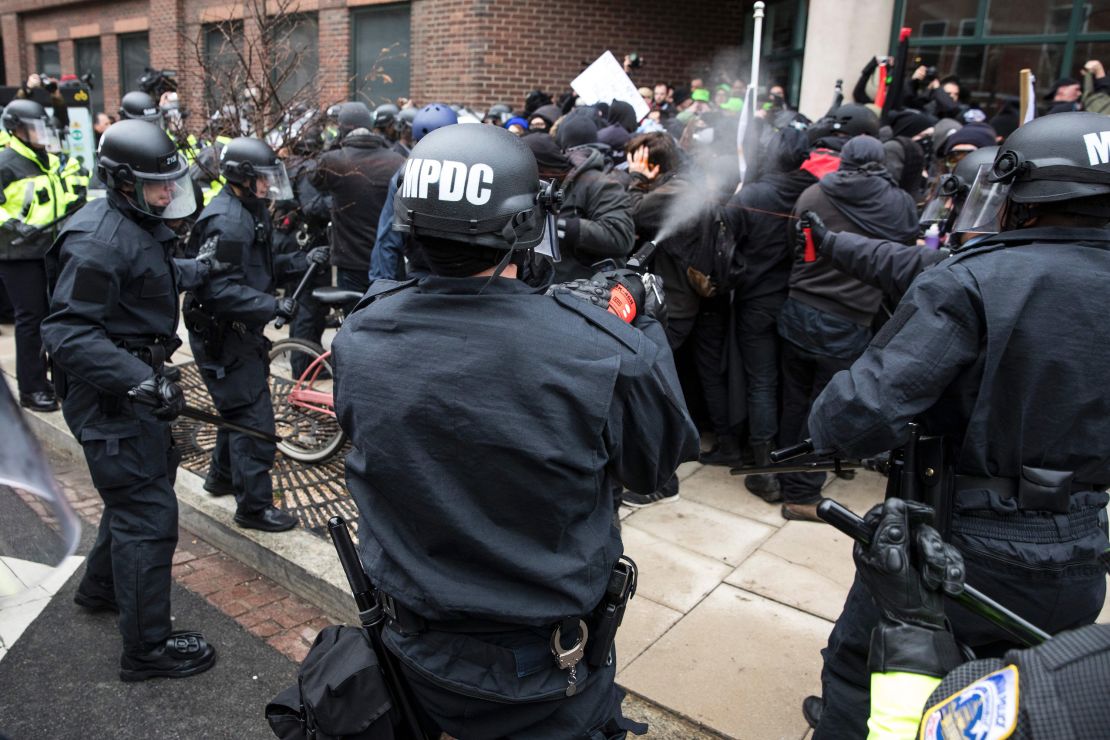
[817,498,1051,646]
[275,260,323,330]
[128,391,282,444]
[328,517,430,740]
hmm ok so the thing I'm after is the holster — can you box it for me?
[182,293,225,358]
[884,425,954,538]
[585,556,637,668]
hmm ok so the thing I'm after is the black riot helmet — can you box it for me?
[809,104,880,145]
[2,99,60,152]
[921,145,999,233]
[373,103,400,129]
[394,123,557,251]
[119,90,162,125]
[955,112,1110,233]
[327,102,374,140]
[219,137,293,201]
[96,119,196,219]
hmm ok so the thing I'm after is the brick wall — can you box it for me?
[3,0,752,127]
[409,0,748,109]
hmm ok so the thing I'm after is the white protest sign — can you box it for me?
[571,51,650,123]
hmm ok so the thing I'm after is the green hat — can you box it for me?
[691,88,711,103]
[717,83,732,92]
[720,97,744,112]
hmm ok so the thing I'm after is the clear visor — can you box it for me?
[135,170,197,220]
[24,119,61,153]
[951,163,1011,235]
[252,162,294,201]
[0,384,80,601]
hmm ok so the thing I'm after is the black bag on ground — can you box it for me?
[266,624,395,740]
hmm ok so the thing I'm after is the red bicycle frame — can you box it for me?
[286,350,337,418]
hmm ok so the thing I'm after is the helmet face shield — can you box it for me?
[252,162,293,201]
[24,118,61,153]
[952,163,1011,235]
[919,174,961,232]
[135,170,197,219]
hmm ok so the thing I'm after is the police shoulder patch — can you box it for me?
[920,665,1019,740]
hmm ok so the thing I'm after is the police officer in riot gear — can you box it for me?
[332,123,699,738]
[0,99,74,412]
[41,119,220,681]
[185,137,327,533]
[804,111,1110,737]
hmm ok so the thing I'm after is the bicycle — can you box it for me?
[268,286,361,463]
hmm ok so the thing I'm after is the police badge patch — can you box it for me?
[920,665,1019,740]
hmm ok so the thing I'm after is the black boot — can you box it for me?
[119,632,217,682]
[234,505,297,532]
[700,435,742,466]
[203,470,237,497]
[19,390,58,412]
[744,440,782,503]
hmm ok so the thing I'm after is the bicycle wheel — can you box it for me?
[269,338,346,464]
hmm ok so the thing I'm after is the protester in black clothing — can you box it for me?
[522,134,634,282]
[777,135,917,521]
[311,104,405,294]
[624,131,728,506]
[721,127,813,478]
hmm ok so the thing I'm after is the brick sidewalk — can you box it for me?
[54,454,334,663]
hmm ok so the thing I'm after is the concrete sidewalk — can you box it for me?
[6,324,1108,739]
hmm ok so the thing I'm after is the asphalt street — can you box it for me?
[0,526,298,740]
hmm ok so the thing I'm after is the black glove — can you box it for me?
[129,376,186,421]
[275,296,298,323]
[556,217,581,250]
[547,276,611,310]
[855,498,966,677]
[1,219,38,240]
[795,210,829,262]
[306,246,330,266]
[195,236,232,275]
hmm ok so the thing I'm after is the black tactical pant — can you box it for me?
[814,499,1109,738]
[76,412,180,655]
[0,259,52,394]
[193,335,277,515]
[776,342,855,504]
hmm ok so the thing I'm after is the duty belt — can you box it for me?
[956,473,1109,514]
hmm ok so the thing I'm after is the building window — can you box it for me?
[35,42,61,79]
[268,12,319,107]
[118,32,150,93]
[351,3,410,105]
[203,21,245,112]
[894,0,1110,104]
[75,37,104,116]
[754,0,808,106]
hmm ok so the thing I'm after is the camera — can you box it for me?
[137,67,178,97]
[627,53,644,70]
[36,73,59,93]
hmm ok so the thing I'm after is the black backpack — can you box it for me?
[266,625,395,740]
[687,202,745,298]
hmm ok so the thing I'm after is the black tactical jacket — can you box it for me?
[333,276,699,626]
[809,226,1110,487]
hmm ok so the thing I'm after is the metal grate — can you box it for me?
[171,361,358,540]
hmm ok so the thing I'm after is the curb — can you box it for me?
[13,376,358,622]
